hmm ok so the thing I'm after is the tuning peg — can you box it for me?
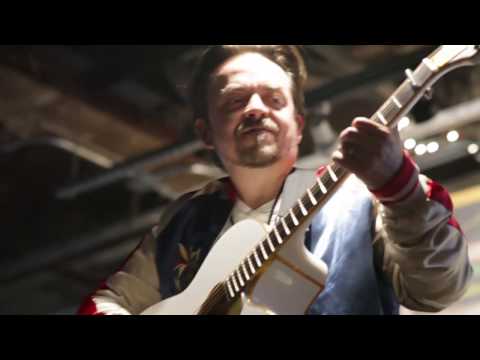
[424,87,434,101]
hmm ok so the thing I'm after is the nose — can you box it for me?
[244,93,268,120]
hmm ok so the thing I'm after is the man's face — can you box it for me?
[198,52,304,169]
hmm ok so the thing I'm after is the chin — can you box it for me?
[240,150,280,168]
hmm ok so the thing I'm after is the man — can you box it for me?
[78,45,472,315]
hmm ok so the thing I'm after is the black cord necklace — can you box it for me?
[229,183,284,227]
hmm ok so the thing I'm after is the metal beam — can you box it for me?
[56,140,204,199]
[1,136,114,169]
[305,46,437,106]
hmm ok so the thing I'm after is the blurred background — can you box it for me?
[0,45,479,315]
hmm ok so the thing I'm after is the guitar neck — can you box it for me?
[223,45,480,300]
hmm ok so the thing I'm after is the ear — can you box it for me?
[195,118,215,150]
[295,114,305,144]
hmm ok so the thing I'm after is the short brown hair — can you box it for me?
[189,45,308,122]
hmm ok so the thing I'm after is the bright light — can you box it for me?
[404,138,417,150]
[427,141,439,154]
[468,143,479,155]
[415,144,427,156]
[398,117,410,131]
[447,130,460,143]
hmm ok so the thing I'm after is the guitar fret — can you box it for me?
[236,269,245,287]
[289,209,299,226]
[247,256,256,274]
[273,225,284,244]
[307,188,318,206]
[281,218,290,236]
[266,234,276,252]
[377,111,388,125]
[303,194,313,211]
[226,279,235,297]
[253,250,262,267]
[241,263,250,281]
[259,242,269,260]
[231,274,240,292]
[327,165,338,182]
[276,224,286,239]
[297,199,308,216]
[316,177,327,194]
[283,215,293,229]
[392,96,403,109]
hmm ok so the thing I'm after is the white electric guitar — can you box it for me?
[142,45,480,315]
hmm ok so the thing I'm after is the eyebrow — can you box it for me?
[219,84,283,95]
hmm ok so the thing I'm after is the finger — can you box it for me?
[332,149,365,172]
[352,118,390,137]
[340,126,384,148]
[334,142,376,169]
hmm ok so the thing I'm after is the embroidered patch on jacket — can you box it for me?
[174,243,203,292]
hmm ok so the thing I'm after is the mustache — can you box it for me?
[236,118,279,135]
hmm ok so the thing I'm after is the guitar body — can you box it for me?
[141,219,328,315]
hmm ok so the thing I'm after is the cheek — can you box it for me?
[280,114,301,140]
[212,111,239,133]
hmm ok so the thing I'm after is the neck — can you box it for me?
[226,159,295,209]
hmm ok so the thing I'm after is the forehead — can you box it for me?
[209,52,292,94]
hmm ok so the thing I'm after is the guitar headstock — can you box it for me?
[428,45,480,71]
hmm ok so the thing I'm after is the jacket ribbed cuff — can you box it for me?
[370,151,420,204]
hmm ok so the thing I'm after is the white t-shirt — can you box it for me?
[215,197,282,242]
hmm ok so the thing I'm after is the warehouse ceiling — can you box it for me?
[1,45,480,314]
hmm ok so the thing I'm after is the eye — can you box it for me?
[225,95,247,110]
[230,97,244,105]
[270,93,286,107]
